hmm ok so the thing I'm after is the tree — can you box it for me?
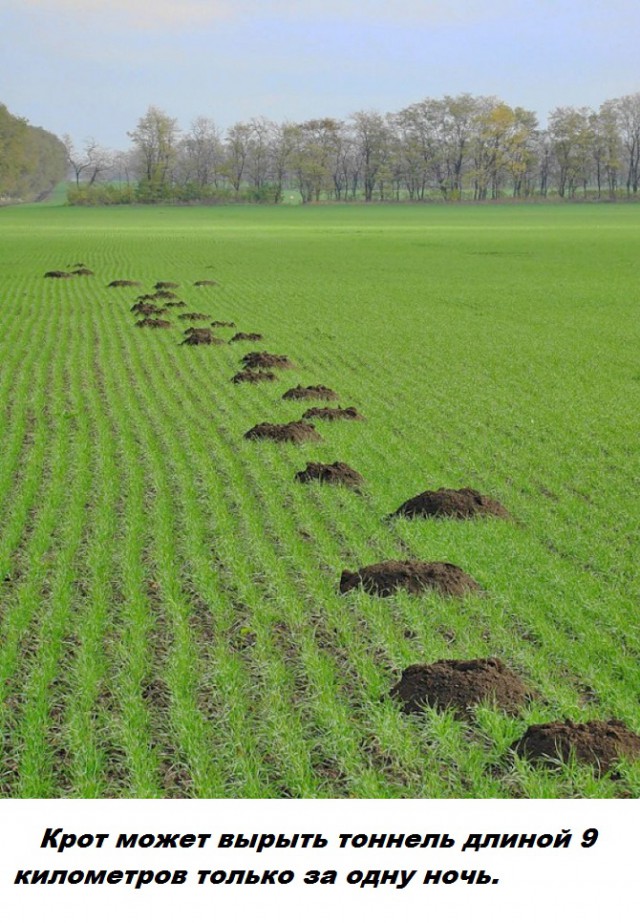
[128,106,179,187]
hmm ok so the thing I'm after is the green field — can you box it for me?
[0,202,638,798]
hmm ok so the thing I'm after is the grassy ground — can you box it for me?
[0,201,638,798]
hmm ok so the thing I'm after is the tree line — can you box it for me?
[46,90,640,205]
[0,103,67,203]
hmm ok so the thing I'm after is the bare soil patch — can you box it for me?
[194,279,218,286]
[244,421,321,444]
[391,658,532,716]
[295,461,363,489]
[135,318,171,328]
[339,560,481,597]
[513,720,640,772]
[229,332,263,342]
[133,305,168,316]
[242,351,294,369]
[181,329,225,345]
[154,289,177,300]
[211,320,237,328]
[155,281,179,289]
[392,487,510,520]
[283,385,339,401]
[302,406,364,421]
[165,301,187,308]
[179,312,210,321]
[44,270,72,278]
[108,280,140,287]
[232,369,278,384]
[72,268,94,276]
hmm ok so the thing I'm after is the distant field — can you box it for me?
[0,202,638,798]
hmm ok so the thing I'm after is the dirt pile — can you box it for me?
[135,318,171,328]
[44,270,72,278]
[165,301,187,308]
[232,369,278,384]
[133,305,168,316]
[392,487,510,520]
[179,312,210,321]
[302,406,364,421]
[154,289,177,300]
[211,320,237,328]
[295,461,364,489]
[230,332,263,342]
[339,560,481,597]
[242,351,294,369]
[72,268,94,276]
[181,329,224,345]
[108,280,139,287]
[513,720,640,772]
[283,385,339,401]
[244,421,321,444]
[391,658,532,716]
[155,281,179,289]
[194,279,218,286]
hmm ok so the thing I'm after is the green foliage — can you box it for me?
[0,103,66,202]
[0,202,638,798]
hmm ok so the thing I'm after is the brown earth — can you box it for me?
[194,279,218,286]
[154,289,177,300]
[229,332,263,342]
[339,560,481,597]
[392,487,510,520]
[390,658,533,716]
[108,280,140,287]
[131,302,157,312]
[72,268,94,276]
[155,281,179,288]
[232,369,278,384]
[44,270,72,278]
[244,421,321,443]
[295,461,364,489]
[513,720,640,772]
[211,320,237,328]
[282,385,339,401]
[181,329,224,345]
[165,301,187,308]
[135,318,171,328]
[302,406,364,421]
[133,305,168,316]
[179,312,210,321]
[242,351,294,369]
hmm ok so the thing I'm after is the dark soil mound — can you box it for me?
[242,351,294,369]
[282,385,339,401]
[194,279,218,286]
[155,281,179,289]
[391,658,532,716]
[108,279,139,287]
[229,332,263,342]
[244,421,321,444]
[72,267,94,276]
[302,406,364,421]
[154,289,177,300]
[211,320,237,328]
[133,305,168,316]
[513,720,640,772]
[232,369,278,384]
[179,312,210,321]
[339,560,481,597]
[181,329,224,345]
[136,318,171,328]
[295,461,364,489]
[392,487,510,520]
[165,301,187,308]
[44,270,72,278]
[131,302,157,312]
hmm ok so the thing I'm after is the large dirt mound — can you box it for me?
[44,270,72,278]
[179,312,210,320]
[295,461,364,489]
[230,332,263,342]
[135,318,171,328]
[242,351,294,369]
[302,406,364,421]
[244,421,321,444]
[232,369,278,384]
[392,487,509,520]
[283,385,339,401]
[108,279,139,287]
[339,560,481,597]
[181,329,224,345]
[513,720,640,772]
[391,658,532,716]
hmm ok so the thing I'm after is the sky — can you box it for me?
[1,0,639,149]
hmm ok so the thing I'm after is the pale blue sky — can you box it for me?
[1,0,638,147]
